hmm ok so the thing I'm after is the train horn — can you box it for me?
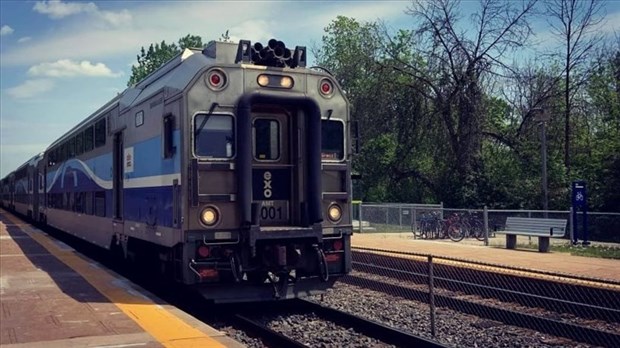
[238,38,305,68]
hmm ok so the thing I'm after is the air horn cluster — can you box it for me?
[235,39,306,68]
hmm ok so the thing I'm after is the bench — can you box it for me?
[504,217,568,252]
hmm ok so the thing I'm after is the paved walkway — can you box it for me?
[351,232,620,283]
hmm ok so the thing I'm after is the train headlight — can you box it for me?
[257,74,294,89]
[327,203,342,223]
[257,74,270,86]
[200,206,219,226]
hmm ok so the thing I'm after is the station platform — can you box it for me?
[352,232,620,284]
[0,210,245,348]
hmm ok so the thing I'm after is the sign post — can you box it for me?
[571,180,589,245]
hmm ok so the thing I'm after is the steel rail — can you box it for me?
[292,299,447,348]
[227,314,308,348]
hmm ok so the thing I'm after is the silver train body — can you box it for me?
[0,39,353,302]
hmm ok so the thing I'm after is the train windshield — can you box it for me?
[194,114,234,158]
[321,120,344,160]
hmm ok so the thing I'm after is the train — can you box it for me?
[0,38,353,303]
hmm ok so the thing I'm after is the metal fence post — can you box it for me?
[440,202,444,220]
[428,255,436,338]
[413,208,417,238]
[483,205,489,246]
[359,203,363,233]
[385,206,389,226]
[399,205,403,230]
[527,210,532,244]
[569,206,574,243]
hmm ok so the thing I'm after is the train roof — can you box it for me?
[45,44,225,151]
[12,153,44,173]
[44,39,314,152]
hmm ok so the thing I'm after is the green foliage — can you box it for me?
[127,34,203,86]
[315,9,618,213]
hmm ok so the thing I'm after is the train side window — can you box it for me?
[95,118,106,148]
[84,192,93,215]
[194,114,234,158]
[68,137,76,158]
[136,111,144,127]
[163,114,175,158]
[84,126,94,152]
[94,191,105,217]
[253,118,280,160]
[59,143,67,162]
[48,149,56,166]
[321,119,344,160]
[76,132,84,155]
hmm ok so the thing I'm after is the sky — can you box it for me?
[1,0,619,178]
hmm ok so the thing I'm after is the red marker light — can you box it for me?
[197,245,210,258]
[206,69,226,90]
[210,73,221,86]
[319,79,333,96]
[333,239,343,251]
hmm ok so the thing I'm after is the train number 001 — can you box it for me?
[261,206,283,220]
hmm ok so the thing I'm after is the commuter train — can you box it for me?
[0,39,353,302]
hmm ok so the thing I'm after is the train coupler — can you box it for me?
[267,271,290,299]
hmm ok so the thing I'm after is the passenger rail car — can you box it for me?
[1,39,353,302]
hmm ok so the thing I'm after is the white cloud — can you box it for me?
[2,1,409,67]
[97,9,132,27]
[28,59,123,78]
[18,37,32,43]
[32,0,131,26]
[6,79,55,99]
[0,25,14,36]
[33,0,98,19]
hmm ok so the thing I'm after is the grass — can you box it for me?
[551,244,620,259]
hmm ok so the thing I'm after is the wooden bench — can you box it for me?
[504,217,568,252]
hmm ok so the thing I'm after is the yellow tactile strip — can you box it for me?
[4,213,225,348]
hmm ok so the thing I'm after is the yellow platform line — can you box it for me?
[4,213,225,348]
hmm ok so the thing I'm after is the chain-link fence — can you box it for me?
[352,202,620,244]
[342,247,620,347]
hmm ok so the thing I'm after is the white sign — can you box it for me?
[124,147,134,173]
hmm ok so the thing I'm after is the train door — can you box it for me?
[113,131,124,220]
[252,108,295,226]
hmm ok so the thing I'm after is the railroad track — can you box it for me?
[350,248,620,347]
[227,313,307,348]
[227,299,446,348]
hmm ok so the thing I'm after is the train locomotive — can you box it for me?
[0,38,353,302]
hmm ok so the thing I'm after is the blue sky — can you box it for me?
[1,0,619,178]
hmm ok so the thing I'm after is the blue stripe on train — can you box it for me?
[47,130,181,192]
[122,186,174,228]
[124,131,181,179]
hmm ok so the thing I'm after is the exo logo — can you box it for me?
[263,171,272,198]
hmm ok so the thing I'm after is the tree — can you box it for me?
[127,34,203,86]
[545,0,604,175]
[314,17,438,202]
[394,0,537,206]
[582,44,620,211]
